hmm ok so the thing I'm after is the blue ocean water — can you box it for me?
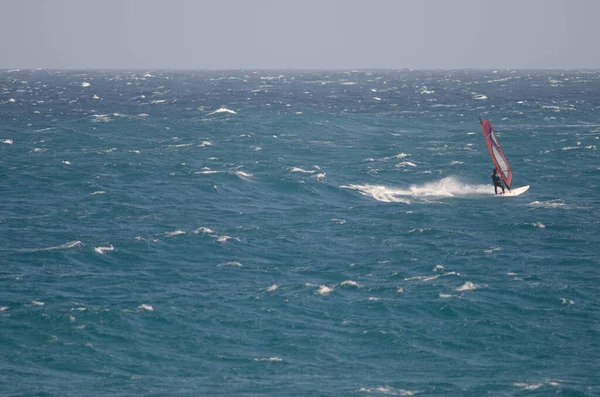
[1,69,599,396]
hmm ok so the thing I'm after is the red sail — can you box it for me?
[481,119,512,188]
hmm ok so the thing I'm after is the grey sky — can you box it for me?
[1,0,598,69]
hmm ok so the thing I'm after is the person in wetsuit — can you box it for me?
[491,168,505,194]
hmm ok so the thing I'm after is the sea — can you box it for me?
[1,69,599,396]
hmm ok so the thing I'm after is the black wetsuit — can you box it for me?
[491,171,504,194]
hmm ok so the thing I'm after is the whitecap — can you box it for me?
[449,161,464,165]
[17,240,83,253]
[433,264,444,271]
[266,284,278,292]
[33,148,47,152]
[513,383,543,391]
[373,97,382,101]
[456,281,476,291]
[217,235,238,243]
[560,297,574,305]
[0,306,8,312]
[290,167,315,173]
[1,139,13,144]
[234,170,253,181]
[484,247,501,254]
[32,301,45,306]
[164,230,185,237]
[532,222,545,228]
[217,261,243,268]
[94,245,114,255]
[207,107,237,115]
[199,141,213,147]
[340,280,360,288]
[81,82,91,87]
[151,99,167,104]
[439,293,457,299]
[312,173,326,180]
[316,285,333,296]
[253,357,282,362]
[404,274,440,282]
[193,227,214,234]
[62,160,71,165]
[137,304,153,311]
[395,161,416,167]
[527,199,566,209]
[90,191,105,195]
[358,386,416,395]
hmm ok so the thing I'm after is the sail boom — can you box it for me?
[481,119,512,188]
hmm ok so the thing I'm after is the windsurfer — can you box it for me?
[491,168,505,194]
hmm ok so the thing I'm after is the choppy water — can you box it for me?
[1,69,599,396]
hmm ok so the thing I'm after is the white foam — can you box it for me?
[330,218,345,224]
[358,386,416,395]
[266,284,278,292]
[199,141,213,147]
[137,113,149,117]
[234,170,253,181]
[253,357,282,362]
[484,247,501,254]
[1,139,13,144]
[90,191,105,195]
[90,114,112,123]
[404,274,440,282]
[217,235,238,243]
[340,280,360,288]
[94,245,114,254]
[129,150,141,154]
[17,240,83,252]
[81,82,91,87]
[395,161,417,167]
[195,167,222,174]
[33,148,47,152]
[560,297,574,305]
[93,95,100,100]
[218,261,243,268]
[151,99,167,104]
[473,94,488,100]
[513,383,543,391]
[164,230,185,237]
[532,222,545,228]
[439,293,458,299]
[8,98,16,103]
[527,199,566,209]
[250,146,262,151]
[341,177,492,203]
[312,173,326,180]
[0,306,8,312]
[193,227,214,234]
[290,167,315,173]
[207,107,237,115]
[137,304,153,311]
[433,264,444,271]
[456,281,476,291]
[449,161,464,165]
[62,160,71,165]
[316,285,333,296]
[373,97,382,101]
[32,301,45,306]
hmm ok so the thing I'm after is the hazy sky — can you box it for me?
[1,0,599,69]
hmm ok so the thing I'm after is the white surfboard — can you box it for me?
[495,185,530,197]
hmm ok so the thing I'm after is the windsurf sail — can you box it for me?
[480,119,512,188]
